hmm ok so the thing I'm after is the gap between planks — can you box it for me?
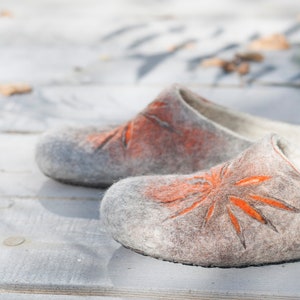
[0,285,298,300]
[1,82,299,89]
[0,195,100,201]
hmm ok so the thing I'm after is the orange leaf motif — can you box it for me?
[146,164,299,248]
[250,194,299,212]
[235,175,271,186]
[229,196,266,224]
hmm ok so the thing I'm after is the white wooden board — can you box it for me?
[0,86,299,134]
[0,7,300,86]
[0,295,122,300]
[1,196,300,300]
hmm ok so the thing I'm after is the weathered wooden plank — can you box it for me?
[0,86,155,132]
[0,47,99,85]
[0,85,299,134]
[0,134,102,199]
[0,172,103,200]
[1,0,300,18]
[0,44,298,87]
[1,287,300,300]
[0,14,299,85]
[1,197,300,299]
[0,198,117,285]
[1,0,299,18]
[0,294,122,300]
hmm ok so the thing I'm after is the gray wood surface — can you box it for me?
[1,86,299,133]
[1,197,300,300]
[0,294,122,300]
[0,19,299,86]
[0,0,300,299]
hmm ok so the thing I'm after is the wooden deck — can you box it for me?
[0,0,300,299]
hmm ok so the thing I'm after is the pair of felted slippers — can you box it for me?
[36,84,300,267]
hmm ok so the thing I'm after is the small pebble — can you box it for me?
[3,236,25,247]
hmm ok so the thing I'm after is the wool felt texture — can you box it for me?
[35,84,300,187]
[101,134,300,267]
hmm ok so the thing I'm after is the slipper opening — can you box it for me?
[274,136,300,173]
[178,87,300,143]
[178,88,265,140]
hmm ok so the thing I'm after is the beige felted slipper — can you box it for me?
[101,134,300,267]
[36,84,300,187]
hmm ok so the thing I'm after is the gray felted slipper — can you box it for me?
[36,84,300,187]
[101,134,300,267]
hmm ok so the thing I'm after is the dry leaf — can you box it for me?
[235,52,264,62]
[183,42,196,50]
[158,15,176,20]
[0,10,13,18]
[0,84,32,96]
[222,62,236,73]
[201,57,226,67]
[168,41,196,52]
[167,44,177,52]
[248,34,290,51]
[237,62,250,75]
[99,55,111,61]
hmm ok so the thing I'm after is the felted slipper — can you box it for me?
[101,134,300,267]
[36,84,300,187]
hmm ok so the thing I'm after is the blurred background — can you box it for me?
[0,0,300,133]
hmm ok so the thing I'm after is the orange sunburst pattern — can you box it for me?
[86,121,133,150]
[86,100,177,151]
[146,163,299,248]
